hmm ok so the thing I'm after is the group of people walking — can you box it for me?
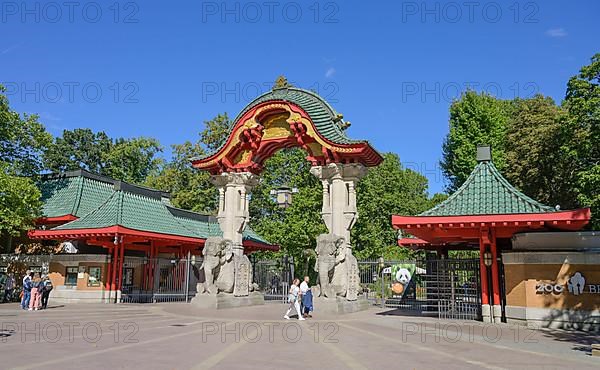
[284,276,314,320]
[20,270,53,310]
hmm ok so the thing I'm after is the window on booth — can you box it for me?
[87,266,102,287]
[65,267,78,286]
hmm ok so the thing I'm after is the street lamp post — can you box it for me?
[483,250,493,309]
[270,185,299,208]
[378,257,385,308]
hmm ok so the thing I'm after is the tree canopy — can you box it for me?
[442,54,600,228]
[45,129,163,185]
[0,85,49,250]
[441,90,509,191]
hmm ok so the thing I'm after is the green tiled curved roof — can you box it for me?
[193,87,367,161]
[421,160,556,216]
[235,87,360,144]
[40,171,271,245]
[40,174,114,218]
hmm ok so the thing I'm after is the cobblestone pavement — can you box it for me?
[0,302,598,369]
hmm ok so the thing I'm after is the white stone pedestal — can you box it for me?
[191,292,265,309]
[313,296,371,315]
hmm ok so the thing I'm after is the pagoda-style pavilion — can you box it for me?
[391,146,591,322]
[28,170,275,298]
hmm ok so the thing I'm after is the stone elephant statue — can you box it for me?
[315,234,345,298]
[199,237,232,295]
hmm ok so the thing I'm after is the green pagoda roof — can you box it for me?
[38,170,270,245]
[40,171,116,218]
[192,84,370,162]
[234,86,359,144]
[421,147,556,216]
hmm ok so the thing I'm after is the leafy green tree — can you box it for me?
[200,113,231,153]
[145,141,217,213]
[249,148,326,263]
[145,113,233,213]
[562,53,600,228]
[46,129,164,185]
[441,90,509,191]
[103,137,163,184]
[44,128,112,174]
[0,86,48,250]
[352,153,431,259]
[0,85,51,177]
[427,192,449,208]
[0,163,42,240]
[503,95,573,208]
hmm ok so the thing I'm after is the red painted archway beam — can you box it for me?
[192,101,382,175]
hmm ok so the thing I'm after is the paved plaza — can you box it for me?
[0,303,598,370]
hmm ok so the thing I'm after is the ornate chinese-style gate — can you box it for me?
[190,80,383,305]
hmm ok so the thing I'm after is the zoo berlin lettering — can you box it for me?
[535,272,600,295]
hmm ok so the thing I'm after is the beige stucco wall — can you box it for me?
[505,262,600,311]
[503,252,600,329]
[48,257,109,291]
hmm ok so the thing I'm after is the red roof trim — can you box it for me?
[29,225,203,244]
[392,208,591,229]
[397,237,430,247]
[29,225,277,250]
[36,214,78,224]
[244,240,280,252]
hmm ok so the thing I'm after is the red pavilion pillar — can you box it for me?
[105,246,113,291]
[478,240,489,306]
[490,230,502,323]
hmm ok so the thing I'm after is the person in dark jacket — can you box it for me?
[21,270,32,310]
[3,273,15,303]
[41,275,53,309]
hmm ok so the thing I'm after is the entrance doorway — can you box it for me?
[358,257,482,320]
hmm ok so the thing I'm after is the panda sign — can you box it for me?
[391,263,416,299]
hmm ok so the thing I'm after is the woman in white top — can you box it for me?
[284,278,305,320]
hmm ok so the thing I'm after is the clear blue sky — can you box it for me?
[2,0,599,194]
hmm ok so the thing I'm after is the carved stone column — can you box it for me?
[311,163,367,302]
[211,172,259,297]
[211,172,259,256]
[310,163,367,246]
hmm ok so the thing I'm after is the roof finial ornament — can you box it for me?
[476,145,492,162]
[273,75,291,89]
[333,113,351,130]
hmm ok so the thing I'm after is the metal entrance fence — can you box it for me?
[252,259,294,303]
[358,258,481,320]
[120,257,200,303]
